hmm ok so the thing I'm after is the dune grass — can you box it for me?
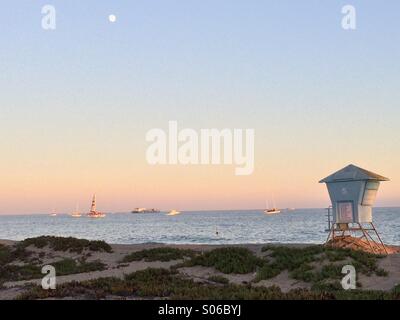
[0,244,11,265]
[0,244,39,285]
[0,258,106,285]
[15,268,318,300]
[180,247,265,274]
[16,267,400,300]
[18,236,112,253]
[256,245,387,288]
[122,247,197,263]
[3,242,395,300]
[52,258,106,275]
[0,244,32,265]
[1,265,42,284]
[0,241,107,285]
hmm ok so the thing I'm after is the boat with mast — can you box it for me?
[50,209,57,217]
[87,194,106,218]
[264,199,281,215]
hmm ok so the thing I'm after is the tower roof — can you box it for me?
[319,164,389,183]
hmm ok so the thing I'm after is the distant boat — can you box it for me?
[264,208,281,215]
[131,208,160,214]
[50,209,57,217]
[264,199,281,215]
[87,194,106,218]
[167,209,181,216]
[71,203,82,218]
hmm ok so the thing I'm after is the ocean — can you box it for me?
[0,208,399,245]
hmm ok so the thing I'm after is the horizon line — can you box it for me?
[1,206,400,216]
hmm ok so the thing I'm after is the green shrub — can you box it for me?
[0,245,32,265]
[184,247,264,274]
[0,258,106,285]
[52,258,106,275]
[122,247,196,263]
[0,264,42,283]
[0,245,40,284]
[257,245,386,285]
[325,250,349,262]
[19,236,112,253]
[311,280,342,292]
[261,245,324,271]
[17,267,400,301]
[290,264,315,282]
[0,244,12,264]
[391,284,400,297]
[318,265,343,281]
[255,264,281,281]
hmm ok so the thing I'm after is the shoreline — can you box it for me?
[0,238,334,247]
[2,238,400,250]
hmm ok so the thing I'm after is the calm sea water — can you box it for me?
[0,208,399,245]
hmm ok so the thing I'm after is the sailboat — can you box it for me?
[87,194,106,218]
[264,199,281,215]
[167,209,181,216]
[71,203,82,218]
[265,208,281,215]
[50,209,57,217]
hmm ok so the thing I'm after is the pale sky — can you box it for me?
[0,1,399,214]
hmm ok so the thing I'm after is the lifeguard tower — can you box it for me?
[319,164,389,254]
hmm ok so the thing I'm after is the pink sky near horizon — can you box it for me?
[1,2,400,214]
[1,115,399,214]
[1,152,398,214]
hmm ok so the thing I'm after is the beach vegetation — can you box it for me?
[0,240,107,285]
[16,267,400,300]
[18,236,112,253]
[0,258,106,285]
[0,244,32,265]
[122,247,197,263]
[181,247,265,274]
[1,264,42,284]
[52,258,106,275]
[0,244,12,264]
[0,244,40,285]
[257,245,388,288]
[16,268,317,300]
[392,284,400,295]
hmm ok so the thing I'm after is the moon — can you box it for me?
[108,14,117,23]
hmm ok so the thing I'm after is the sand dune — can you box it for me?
[1,239,400,300]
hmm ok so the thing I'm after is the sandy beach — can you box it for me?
[1,237,400,300]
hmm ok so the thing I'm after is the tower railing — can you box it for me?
[325,206,332,232]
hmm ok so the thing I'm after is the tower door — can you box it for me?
[336,201,354,223]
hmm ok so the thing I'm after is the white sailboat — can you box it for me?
[87,194,106,218]
[264,199,281,215]
[50,209,57,217]
[167,209,181,216]
[264,208,281,215]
